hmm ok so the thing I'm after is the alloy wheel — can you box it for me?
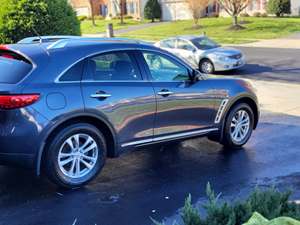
[230,109,250,143]
[201,61,214,74]
[58,133,98,179]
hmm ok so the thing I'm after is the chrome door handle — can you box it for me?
[90,93,111,99]
[157,90,174,96]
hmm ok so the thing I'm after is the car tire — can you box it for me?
[221,103,254,149]
[199,59,215,74]
[44,123,106,189]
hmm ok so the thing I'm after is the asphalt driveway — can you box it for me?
[219,47,300,83]
[0,47,300,225]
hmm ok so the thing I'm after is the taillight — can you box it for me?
[0,94,40,110]
[1,54,14,59]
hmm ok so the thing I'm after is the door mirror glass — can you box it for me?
[191,69,208,82]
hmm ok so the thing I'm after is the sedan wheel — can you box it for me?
[45,123,106,188]
[200,59,215,74]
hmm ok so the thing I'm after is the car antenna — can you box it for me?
[32,27,42,44]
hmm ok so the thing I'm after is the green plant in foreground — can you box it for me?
[154,183,300,225]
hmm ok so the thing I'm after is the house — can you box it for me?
[219,0,300,16]
[69,0,300,20]
[69,0,109,17]
[159,0,219,21]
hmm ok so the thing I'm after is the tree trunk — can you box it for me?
[92,14,96,26]
[89,0,96,26]
[120,0,124,24]
[233,15,238,26]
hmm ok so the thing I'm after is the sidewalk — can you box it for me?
[232,33,300,49]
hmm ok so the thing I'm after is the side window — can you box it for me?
[177,39,195,51]
[142,52,190,82]
[160,39,176,49]
[87,51,142,81]
[59,60,85,82]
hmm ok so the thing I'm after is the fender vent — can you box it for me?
[215,99,229,123]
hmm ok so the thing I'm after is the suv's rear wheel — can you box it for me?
[44,123,106,189]
[222,103,254,148]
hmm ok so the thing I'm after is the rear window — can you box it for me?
[0,50,33,84]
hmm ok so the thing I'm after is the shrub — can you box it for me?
[0,0,80,44]
[240,13,250,17]
[94,15,104,20]
[154,183,300,225]
[44,0,81,36]
[77,15,87,21]
[124,15,134,19]
[261,12,269,17]
[253,12,261,17]
[267,0,291,17]
[144,0,162,22]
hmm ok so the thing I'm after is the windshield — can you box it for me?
[191,37,220,50]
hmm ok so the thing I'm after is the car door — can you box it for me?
[81,50,156,147]
[138,50,217,138]
[176,39,199,68]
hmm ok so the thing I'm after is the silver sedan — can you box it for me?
[155,35,245,74]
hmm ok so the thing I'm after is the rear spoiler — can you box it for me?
[0,45,32,64]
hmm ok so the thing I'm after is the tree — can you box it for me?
[144,0,162,22]
[267,0,291,17]
[120,0,125,24]
[187,0,209,28]
[217,0,250,28]
[45,0,81,35]
[0,0,80,44]
[88,0,96,26]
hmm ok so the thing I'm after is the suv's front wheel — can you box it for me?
[222,103,254,148]
[44,123,106,189]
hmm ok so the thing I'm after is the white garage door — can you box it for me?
[161,1,192,21]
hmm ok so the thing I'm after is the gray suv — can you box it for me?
[0,38,259,188]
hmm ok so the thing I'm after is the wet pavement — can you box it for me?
[0,47,300,225]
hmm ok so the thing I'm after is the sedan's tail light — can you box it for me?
[0,94,40,109]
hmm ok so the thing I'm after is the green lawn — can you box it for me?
[80,18,147,34]
[118,17,300,44]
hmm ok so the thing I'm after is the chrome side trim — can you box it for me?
[121,128,219,147]
[214,99,229,124]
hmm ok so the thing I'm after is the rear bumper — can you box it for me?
[0,107,50,169]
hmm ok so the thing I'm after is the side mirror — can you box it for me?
[190,69,208,82]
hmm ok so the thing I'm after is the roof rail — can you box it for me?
[18,36,80,44]
[46,37,149,50]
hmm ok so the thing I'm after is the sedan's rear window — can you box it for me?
[0,50,33,84]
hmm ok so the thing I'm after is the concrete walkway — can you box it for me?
[82,21,168,38]
[233,32,300,49]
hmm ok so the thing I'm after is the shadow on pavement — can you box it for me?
[214,63,300,83]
